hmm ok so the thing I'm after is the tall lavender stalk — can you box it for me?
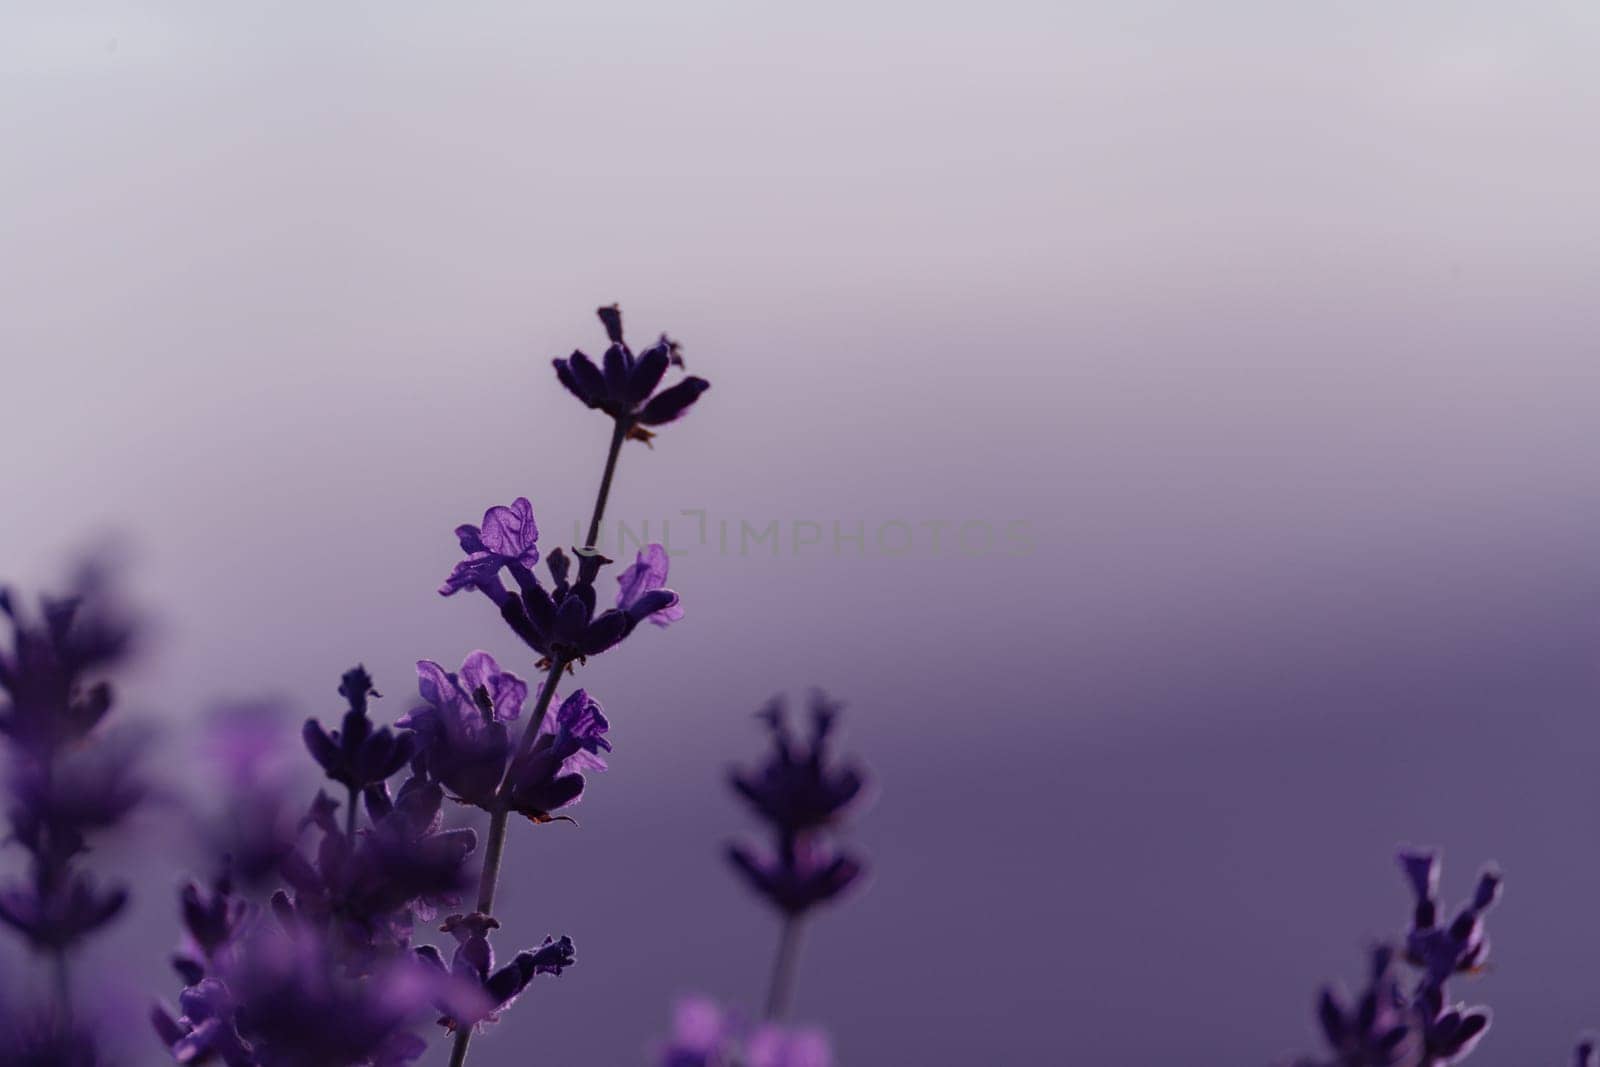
[727,694,867,1022]
[0,566,145,1062]
[652,695,869,1067]
[435,304,709,1067]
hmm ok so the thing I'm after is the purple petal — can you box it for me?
[477,498,538,560]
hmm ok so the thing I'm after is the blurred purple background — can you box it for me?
[4,3,1599,1063]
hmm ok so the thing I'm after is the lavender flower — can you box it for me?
[155,921,482,1067]
[499,546,680,666]
[1397,848,1501,992]
[195,703,304,889]
[617,544,684,628]
[552,306,711,441]
[726,694,867,920]
[725,838,863,918]
[500,689,611,823]
[438,498,540,600]
[273,777,477,958]
[1294,850,1499,1067]
[0,567,145,1061]
[1307,946,1415,1067]
[654,999,832,1067]
[729,695,865,837]
[303,667,416,796]
[397,655,523,809]
[0,871,128,953]
[414,913,575,1033]
[0,581,133,758]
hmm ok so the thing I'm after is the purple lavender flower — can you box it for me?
[617,544,685,628]
[1576,1038,1597,1067]
[653,999,831,1067]
[414,913,575,1033]
[155,922,484,1067]
[438,498,540,600]
[172,872,252,984]
[0,581,133,758]
[196,702,303,889]
[725,838,863,918]
[657,998,737,1067]
[0,871,127,953]
[1294,851,1500,1067]
[1397,848,1501,992]
[397,655,523,809]
[1304,945,1415,1067]
[729,695,865,837]
[726,694,867,919]
[273,778,477,957]
[500,688,612,823]
[745,1024,832,1067]
[303,666,416,795]
[552,306,711,440]
[500,546,680,666]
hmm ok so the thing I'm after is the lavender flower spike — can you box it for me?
[500,546,680,665]
[414,913,575,1033]
[1397,847,1502,991]
[303,665,415,795]
[439,497,540,600]
[552,306,711,439]
[617,544,685,628]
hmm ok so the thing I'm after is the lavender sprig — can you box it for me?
[0,568,144,1062]
[429,304,705,1067]
[727,693,868,1020]
[1293,849,1500,1067]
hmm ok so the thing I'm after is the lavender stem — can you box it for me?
[450,418,629,1067]
[764,915,805,1021]
[582,419,628,553]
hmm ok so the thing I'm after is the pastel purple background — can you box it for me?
[4,3,1599,1063]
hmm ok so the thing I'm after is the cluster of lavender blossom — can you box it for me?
[0,306,871,1067]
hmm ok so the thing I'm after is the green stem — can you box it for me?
[764,915,804,1021]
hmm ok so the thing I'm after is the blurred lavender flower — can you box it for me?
[552,305,711,443]
[303,667,415,800]
[499,546,680,667]
[195,702,304,889]
[155,919,483,1067]
[414,913,574,1033]
[725,694,867,919]
[0,577,133,759]
[654,998,831,1067]
[438,498,540,601]
[1293,850,1498,1067]
[0,567,146,1053]
[272,776,476,959]
[1397,849,1501,992]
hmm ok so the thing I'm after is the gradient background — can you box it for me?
[4,2,1600,1063]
